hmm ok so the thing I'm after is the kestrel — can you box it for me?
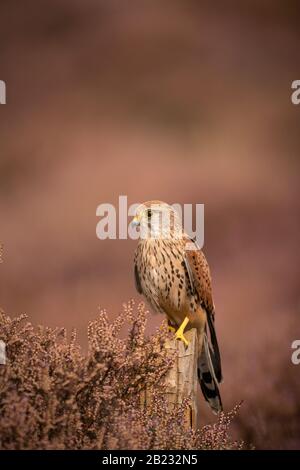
[133,201,222,413]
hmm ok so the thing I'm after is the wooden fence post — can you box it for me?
[164,328,199,429]
[140,328,199,429]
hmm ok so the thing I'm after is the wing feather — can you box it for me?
[184,238,222,382]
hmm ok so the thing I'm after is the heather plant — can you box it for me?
[0,301,242,449]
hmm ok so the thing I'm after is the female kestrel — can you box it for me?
[133,200,222,413]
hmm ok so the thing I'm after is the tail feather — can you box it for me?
[198,333,223,414]
[206,312,222,382]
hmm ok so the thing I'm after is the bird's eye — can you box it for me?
[147,209,152,219]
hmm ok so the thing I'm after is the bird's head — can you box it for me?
[132,200,183,240]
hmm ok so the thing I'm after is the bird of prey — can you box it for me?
[132,200,222,413]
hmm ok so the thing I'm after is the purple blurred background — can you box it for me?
[0,0,300,449]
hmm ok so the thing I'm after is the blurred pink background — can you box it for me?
[0,0,300,449]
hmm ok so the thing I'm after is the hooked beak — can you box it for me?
[131,215,140,227]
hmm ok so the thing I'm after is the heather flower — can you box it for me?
[0,302,243,449]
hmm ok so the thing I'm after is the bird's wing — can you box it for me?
[184,241,214,313]
[184,238,222,382]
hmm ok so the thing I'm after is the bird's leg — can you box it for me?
[175,317,190,346]
[167,320,176,333]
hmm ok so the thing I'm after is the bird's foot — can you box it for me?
[175,317,190,346]
[168,325,176,333]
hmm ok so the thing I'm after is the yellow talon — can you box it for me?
[168,325,176,333]
[175,317,190,346]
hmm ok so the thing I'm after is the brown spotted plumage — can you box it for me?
[133,201,223,413]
